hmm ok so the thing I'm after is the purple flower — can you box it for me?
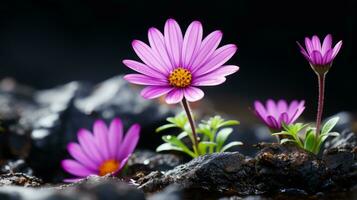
[254,99,305,131]
[297,34,342,72]
[123,18,239,104]
[61,118,140,182]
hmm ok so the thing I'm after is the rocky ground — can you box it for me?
[0,76,356,200]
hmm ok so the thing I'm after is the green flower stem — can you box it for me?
[181,98,200,155]
[315,73,326,150]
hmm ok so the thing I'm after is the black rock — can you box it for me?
[0,173,42,187]
[0,175,145,200]
[255,144,326,193]
[0,76,174,182]
[126,150,184,180]
[0,159,33,175]
[138,152,258,196]
[322,145,357,189]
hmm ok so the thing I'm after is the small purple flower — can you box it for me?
[123,18,239,104]
[254,99,305,131]
[61,118,140,182]
[297,34,342,73]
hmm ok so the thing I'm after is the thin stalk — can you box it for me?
[315,73,326,150]
[181,98,200,155]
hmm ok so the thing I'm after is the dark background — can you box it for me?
[0,0,356,121]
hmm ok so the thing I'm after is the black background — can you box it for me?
[0,0,356,120]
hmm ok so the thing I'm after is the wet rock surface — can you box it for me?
[0,173,42,187]
[255,144,326,192]
[126,150,185,180]
[138,152,257,196]
[0,76,174,181]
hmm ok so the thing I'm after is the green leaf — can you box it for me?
[220,141,243,152]
[216,128,233,151]
[156,143,182,152]
[217,120,240,128]
[304,130,316,152]
[162,135,196,157]
[316,132,340,152]
[156,124,177,132]
[198,141,216,155]
[177,131,188,139]
[272,131,295,137]
[280,138,296,144]
[321,117,339,135]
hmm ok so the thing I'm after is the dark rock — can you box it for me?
[0,173,42,187]
[126,150,184,180]
[322,145,357,189]
[255,144,326,193]
[138,152,258,196]
[0,159,33,175]
[0,175,145,200]
[53,175,145,200]
[0,76,174,182]
[324,130,357,150]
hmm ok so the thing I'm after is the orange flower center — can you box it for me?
[168,68,192,88]
[98,160,120,176]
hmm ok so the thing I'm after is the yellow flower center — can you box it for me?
[168,68,192,88]
[98,160,120,176]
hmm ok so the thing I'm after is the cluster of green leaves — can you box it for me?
[273,117,340,154]
[156,112,242,158]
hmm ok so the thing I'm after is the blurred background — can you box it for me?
[0,0,356,121]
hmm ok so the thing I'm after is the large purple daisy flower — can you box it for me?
[61,118,140,182]
[254,99,305,131]
[297,34,342,71]
[123,18,239,104]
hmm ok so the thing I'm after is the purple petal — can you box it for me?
[123,59,166,79]
[289,102,305,123]
[165,88,184,104]
[296,41,311,61]
[77,129,103,164]
[254,101,267,119]
[278,112,289,125]
[117,124,140,160]
[311,35,321,51]
[331,40,343,59]
[310,51,323,65]
[63,178,83,183]
[67,143,99,171]
[182,21,203,68]
[140,86,173,99]
[266,99,278,119]
[195,65,239,79]
[266,116,280,130]
[304,37,313,54]
[190,30,223,70]
[322,49,333,64]
[277,100,288,114]
[93,120,110,160]
[192,76,226,86]
[132,40,168,73]
[287,100,299,115]
[124,74,168,86]
[183,87,204,102]
[148,27,173,72]
[108,118,123,159]
[164,18,183,67]
[62,159,96,177]
[193,44,237,76]
[321,34,332,55]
